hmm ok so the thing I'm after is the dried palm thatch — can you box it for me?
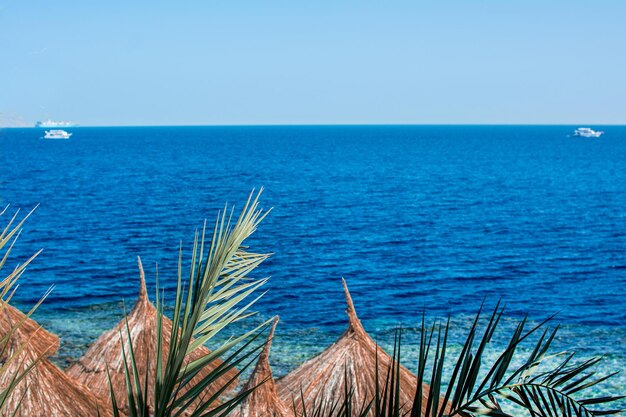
[276,279,438,416]
[0,302,114,417]
[233,316,289,417]
[66,257,239,415]
[0,302,58,359]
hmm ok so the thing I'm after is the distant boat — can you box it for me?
[43,130,72,139]
[574,127,603,138]
[36,120,77,128]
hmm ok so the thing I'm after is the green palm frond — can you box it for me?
[298,305,624,417]
[411,304,624,417]
[0,205,49,413]
[113,189,272,417]
[0,206,40,305]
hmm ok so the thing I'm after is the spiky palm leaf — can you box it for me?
[299,304,624,417]
[0,206,49,413]
[111,189,273,417]
[411,304,624,417]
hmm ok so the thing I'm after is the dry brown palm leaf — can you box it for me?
[276,279,440,416]
[233,316,289,417]
[66,257,239,416]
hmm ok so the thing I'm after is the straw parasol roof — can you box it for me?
[0,302,114,417]
[233,316,290,417]
[66,257,239,415]
[0,302,59,358]
[276,279,441,416]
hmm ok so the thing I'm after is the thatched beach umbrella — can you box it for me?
[233,316,290,417]
[0,301,59,358]
[66,257,239,415]
[276,279,438,416]
[0,303,114,417]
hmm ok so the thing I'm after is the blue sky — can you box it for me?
[1,1,625,126]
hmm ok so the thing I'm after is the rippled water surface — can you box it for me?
[1,125,625,397]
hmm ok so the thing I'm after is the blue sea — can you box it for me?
[1,126,625,400]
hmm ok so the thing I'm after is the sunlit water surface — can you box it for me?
[1,125,625,406]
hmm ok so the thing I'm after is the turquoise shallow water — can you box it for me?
[1,125,625,405]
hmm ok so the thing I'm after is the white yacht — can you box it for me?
[574,127,603,138]
[43,130,72,139]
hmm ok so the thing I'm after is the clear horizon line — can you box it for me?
[3,122,625,128]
